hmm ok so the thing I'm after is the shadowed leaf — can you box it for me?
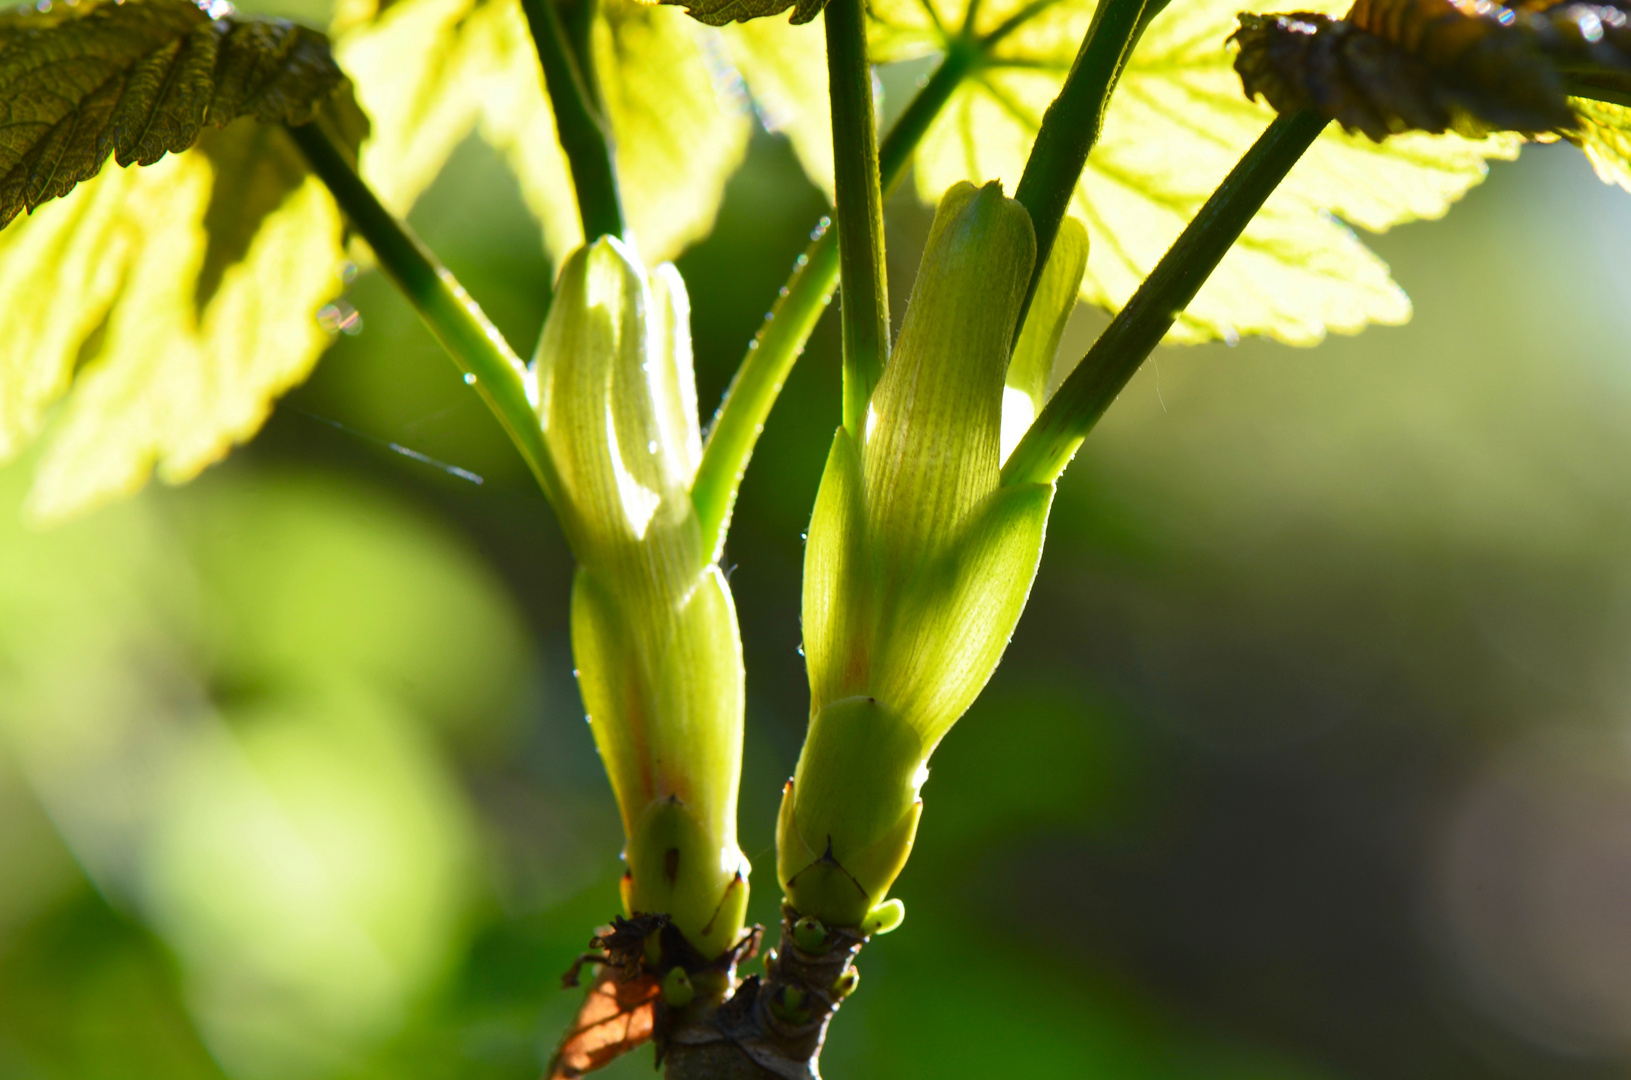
[0,0,344,227]
[658,0,824,29]
[1231,5,1574,140]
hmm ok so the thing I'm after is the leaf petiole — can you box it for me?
[287,120,571,526]
[1011,0,1163,331]
[826,0,892,436]
[1000,109,1329,487]
[520,0,624,242]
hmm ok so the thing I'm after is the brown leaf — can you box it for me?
[546,963,661,1079]
[1232,2,1575,139]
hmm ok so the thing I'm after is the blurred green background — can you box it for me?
[4,60,1631,1080]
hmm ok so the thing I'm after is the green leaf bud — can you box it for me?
[768,985,812,1026]
[791,916,829,954]
[861,181,1035,579]
[662,966,696,1008]
[830,969,860,1000]
[537,237,748,959]
[786,181,1085,928]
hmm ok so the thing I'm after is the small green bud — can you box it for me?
[791,916,829,954]
[830,968,860,1000]
[768,984,811,1025]
[861,898,904,936]
[661,966,695,1008]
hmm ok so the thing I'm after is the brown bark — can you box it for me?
[662,910,866,1080]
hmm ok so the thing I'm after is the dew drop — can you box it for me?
[463,372,477,385]
[316,300,362,336]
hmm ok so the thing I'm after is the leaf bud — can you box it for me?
[830,968,860,1000]
[786,182,1088,927]
[791,915,829,954]
[535,238,748,958]
[662,966,696,1008]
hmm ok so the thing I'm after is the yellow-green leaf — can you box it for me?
[0,120,347,523]
[337,0,750,264]
[1570,96,1631,193]
[336,0,835,262]
[594,0,751,260]
[0,0,345,225]
[720,16,833,198]
[871,0,1522,344]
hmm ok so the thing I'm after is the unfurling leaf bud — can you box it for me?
[781,182,1088,928]
[535,237,748,959]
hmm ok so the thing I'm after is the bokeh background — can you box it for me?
[3,50,1631,1080]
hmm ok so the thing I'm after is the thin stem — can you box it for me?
[520,0,623,242]
[1011,0,1156,328]
[560,0,601,111]
[825,0,890,435]
[1000,110,1329,487]
[690,41,980,561]
[287,121,570,523]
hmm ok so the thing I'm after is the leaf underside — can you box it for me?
[658,0,825,29]
[0,0,345,227]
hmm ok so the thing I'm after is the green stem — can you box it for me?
[1000,110,1329,487]
[287,121,570,524]
[560,0,601,111]
[520,0,623,242]
[825,0,890,435]
[690,40,979,561]
[1012,0,1156,330]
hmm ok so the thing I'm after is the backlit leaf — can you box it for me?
[2,121,347,523]
[0,0,344,225]
[721,16,833,197]
[335,0,831,264]
[1570,96,1631,192]
[870,0,1522,344]
[594,0,752,261]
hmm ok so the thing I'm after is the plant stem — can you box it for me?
[1000,110,1329,487]
[560,0,601,111]
[825,0,890,435]
[520,0,624,242]
[690,40,980,561]
[1012,0,1156,329]
[287,121,569,521]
